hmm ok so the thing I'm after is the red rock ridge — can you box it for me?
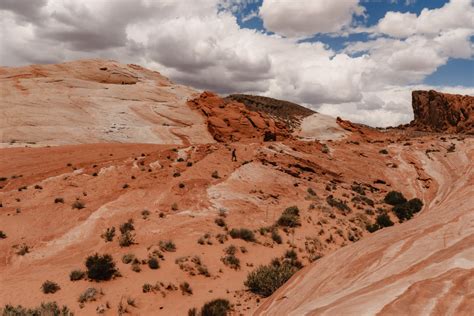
[410,90,473,134]
[188,91,290,142]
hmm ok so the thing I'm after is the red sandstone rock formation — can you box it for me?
[410,90,473,134]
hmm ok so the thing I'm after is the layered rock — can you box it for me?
[410,90,473,134]
[188,91,289,142]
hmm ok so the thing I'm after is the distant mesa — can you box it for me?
[409,90,473,134]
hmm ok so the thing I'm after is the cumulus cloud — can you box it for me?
[259,0,365,37]
[0,0,472,127]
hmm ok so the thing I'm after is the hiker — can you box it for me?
[231,148,237,162]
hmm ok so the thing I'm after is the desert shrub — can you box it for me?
[54,197,64,204]
[366,223,380,233]
[119,219,134,234]
[159,240,176,252]
[307,187,317,197]
[222,255,240,270]
[245,260,300,297]
[72,200,85,209]
[141,209,150,219]
[407,198,423,213]
[1,302,73,315]
[0,231,6,239]
[392,198,423,221]
[180,282,193,295]
[277,206,300,227]
[118,231,135,247]
[142,283,153,293]
[78,287,99,303]
[379,149,388,154]
[200,299,231,316]
[131,262,141,273]
[376,213,394,227]
[211,171,220,179]
[148,257,160,270]
[214,218,226,228]
[326,196,351,213]
[229,228,255,242]
[122,253,135,264]
[85,253,117,281]
[69,269,85,281]
[16,244,29,256]
[384,191,407,205]
[41,280,60,294]
[101,227,115,242]
[271,230,282,244]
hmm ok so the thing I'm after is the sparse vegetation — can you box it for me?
[119,219,134,234]
[159,240,176,252]
[85,253,117,281]
[41,280,60,294]
[69,270,85,281]
[78,287,100,303]
[72,200,85,209]
[245,255,302,297]
[118,231,135,247]
[1,302,73,315]
[326,196,351,213]
[215,217,226,228]
[200,299,231,316]
[271,229,282,244]
[379,149,388,154]
[376,213,394,227]
[54,197,64,204]
[16,244,29,256]
[211,171,220,179]
[101,227,115,242]
[122,253,136,264]
[0,231,6,239]
[229,228,255,242]
[277,206,301,227]
[180,282,193,295]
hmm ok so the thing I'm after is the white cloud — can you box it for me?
[0,0,472,128]
[259,0,365,37]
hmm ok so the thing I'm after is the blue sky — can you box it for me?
[236,0,473,87]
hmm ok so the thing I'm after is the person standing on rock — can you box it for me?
[231,148,237,162]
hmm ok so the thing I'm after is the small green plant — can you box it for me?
[119,219,134,234]
[69,269,85,281]
[85,253,117,281]
[200,299,231,316]
[229,228,255,242]
[118,231,135,247]
[159,240,176,252]
[16,244,29,256]
[101,227,115,242]
[222,254,240,270]
[41,280,60,294]
[122,253,136,264]
[215,217,226,228]
[180,282,193,295]
[277,206,301,227]
[78,287,100,303]
[271,230,282,244]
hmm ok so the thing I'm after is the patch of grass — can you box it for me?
[277,206,301,227]
[229,228,255,242]
[85,253,117,281]
[1,302,73,315]
[41,280,60,294]
[69,269,85,281]
[159,240,176,252]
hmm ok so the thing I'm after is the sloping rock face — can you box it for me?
[410,90,473,134]
[188,91,289,142]
[0,59,214,146]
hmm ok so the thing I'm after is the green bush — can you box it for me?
[407,198,423,213]
[326,196,351,213]
[119,219,134,234]
[384,191,407,205]
[200,299,231,316]
[271,230,282,244]
[229,228,255,242]
[180,282,193,295]
[41,280,60,294]
[376,213,394,227]
[245,260,299,297]
[159,240,176,252]
[221,254,240,270]
[69,270,85,281]
[392,198,423,221]
[118,231,135,247]
[148,257,160,270]
[101,227,115,242]
[277,206,300,227]
[85,253,117,281]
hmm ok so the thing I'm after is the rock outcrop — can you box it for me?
[188,91,289,142]
[410,90,473,134]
